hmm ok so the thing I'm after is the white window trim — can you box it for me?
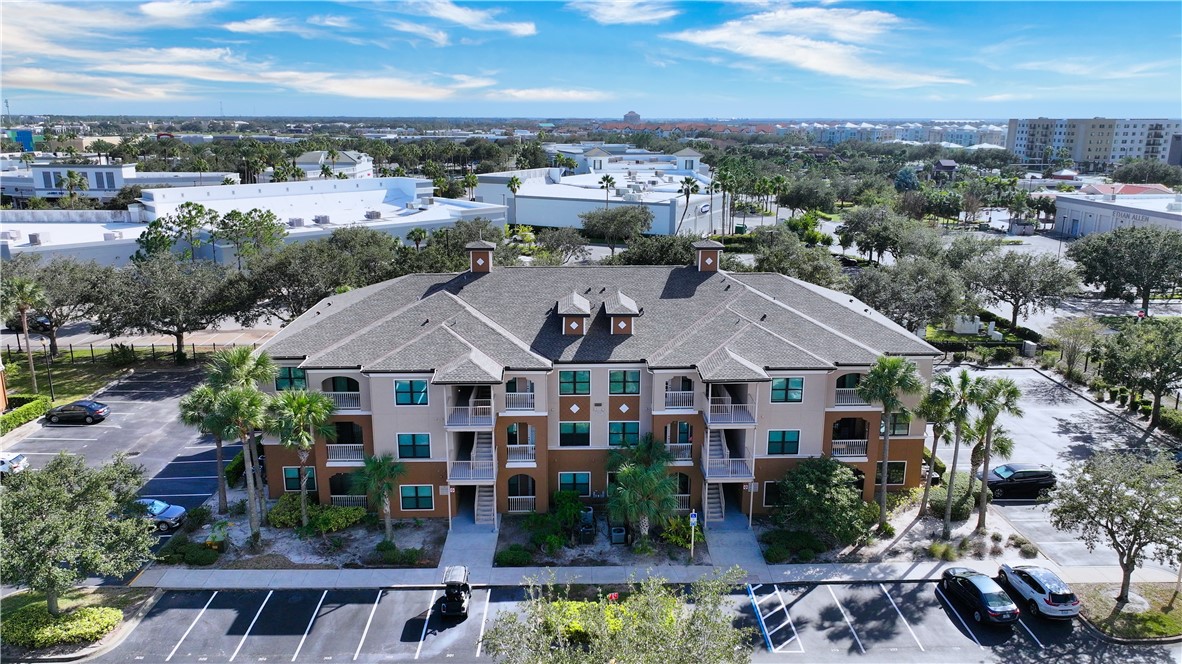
[876,460,908,486]
[762,480,780,508]
[282,466,316,493]
[558,421,591,447]
[766,429,802,456]
[394,379,430,407]
[399,484,435,511]
[608,420,641,446]
[396,432,432,459]
[558,471,592,497]
[608,369,642,396]
[769,376,805,404]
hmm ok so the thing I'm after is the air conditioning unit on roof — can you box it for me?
[103,231,124,241]
[28,232,49,245]
[288,218,305,227]
[314,215,331,225]
[366,210,383,219]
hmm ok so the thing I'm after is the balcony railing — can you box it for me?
[663,391,695,410]
[504,392,536,411]
[508,496,536,513]
[324,391,362,410]
[330,495,368,508]
[506,444,536,463]
[667,443,692,462]
[675,494,691,513]
[834,388,869,407]
[706,397,756,425]
[703,457,754,479]
[448,460,495,481]
[446,399,494,427]
[325,444,365,463]
[832,439,870,457]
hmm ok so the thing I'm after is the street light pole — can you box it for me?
[41,342,55,402]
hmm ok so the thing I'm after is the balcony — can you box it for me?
[832,439,870,458]
[705,397,756,426]
[675,494,691,513]
[504,392,536,411]
[330,495,368,508]
[446,399,494,429]
[325,443,365,465]
[325,391,361,410]
[667,443,692,463]
[834,388,870,407]
[663,390,695,410]
[507,496,536,513]
[448,460,495,482]
[702,457,754,480]
[506,444,536,465]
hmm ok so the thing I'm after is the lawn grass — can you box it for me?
[0,587,152,619]
[1077,583,1182,639]
[923,326,1023,344]
[1,349,124,405]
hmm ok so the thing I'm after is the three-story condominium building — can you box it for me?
[257,241,940,526]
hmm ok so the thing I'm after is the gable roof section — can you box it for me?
[603,290,639,316]
[698,347,769,382]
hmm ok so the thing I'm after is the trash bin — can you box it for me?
[610,526,627,545]
[734,224,747,234]
[579,524,596,545]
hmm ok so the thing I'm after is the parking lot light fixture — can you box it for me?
[41,341,55,402]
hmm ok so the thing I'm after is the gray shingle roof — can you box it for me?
[698,347,769,382]
[433,346,503,384]
[603,290,639,316]
[466,240,496,250]
[259,264,939,377]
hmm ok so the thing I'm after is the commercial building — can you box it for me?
[256,241,940,527]
[1006,118,1182,171]
[1053,193,1182,237]
[0,162,239,201]
[259,150,374,181]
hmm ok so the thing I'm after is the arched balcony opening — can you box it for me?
[322,376,361,410]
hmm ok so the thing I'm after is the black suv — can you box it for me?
[980,463,1056,499]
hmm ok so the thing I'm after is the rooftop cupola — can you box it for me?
[466,240,495,273]
[603,290,639,335]
[692,239,724,272]
[557,291,591,336]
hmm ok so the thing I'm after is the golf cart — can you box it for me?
[439,565,471,617]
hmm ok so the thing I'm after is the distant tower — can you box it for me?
[623,111,641,124]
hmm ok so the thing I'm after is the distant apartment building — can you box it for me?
[255,242,940,527]
[623,111,641,124]
[1007,117,1182,171]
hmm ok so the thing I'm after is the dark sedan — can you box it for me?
[46,400,111,424]
[941,567,1020,625]
[979,462,1056,499]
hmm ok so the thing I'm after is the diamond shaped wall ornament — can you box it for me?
[704,256,714,265]
[475,257,485,266]
[569,321,579,330]
[570,403,580,414]
[617,320,627,329]
[619,403,630,413]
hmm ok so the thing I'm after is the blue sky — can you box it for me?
[3,1,1179,120]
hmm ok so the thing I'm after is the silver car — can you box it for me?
[997,564,1080,619]
[135,498,187,532]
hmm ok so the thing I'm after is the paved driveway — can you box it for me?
[933,367,1177,570]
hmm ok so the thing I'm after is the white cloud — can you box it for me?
[1015,58,1175,80]
[386,18,451,46]
[404,0,536,37]
[448,73,497,89]
[138,0,227,20]
[2,67,189,100]
[979,93,1034,102]
[223,17,317,38]
[493,87,612,101]
[567,0,679,25]
[308,14,353,28]
[665,6,969,88]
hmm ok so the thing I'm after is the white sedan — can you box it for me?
[997,564,1080,619]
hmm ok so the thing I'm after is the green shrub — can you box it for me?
[926,473,989,521]
[1117,393,1128,407]
[182,505,212,534]
[992,346,1016,364]
[1140,404,1154,418]
[311,505,365,533]
[380,546,423,566]
[990,531,1003,543]
[267,493,302,528]
[764,545,791,564]
[494,544,534,566]
[659,517,705,550]
[0,603,122,648]
[229,498,247,516]
[156,532,191,564]
[951,352,967,363]
[973,345,994,364]
[760,529,826,555]
[1064,367,1087,384]
[796,549,815,562]
[376,539,397,553]
[878,523,896,538]
[1007,534,1029,548]
[108,343,138,367]
[922,447,947,479]
[1158,409,1182,437]
[1019,543,1040,559]
[927,541,959,561]
[183,543,219,566]
[0,396,50,435]
[224,451,245,486]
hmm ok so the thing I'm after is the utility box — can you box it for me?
[610,527,627,545]
[1021,340,1037,357]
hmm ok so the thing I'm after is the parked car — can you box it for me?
[0,452,30,478]
[46,400,110,424]
[997,564,1080,619]
[439,565,471,617]
[4,313,51,334]
[133,498,187,532]
[978,463,1056,499]
[940,567,1020,625]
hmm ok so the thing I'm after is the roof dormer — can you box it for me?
[466,240,495,273]
[557,291,591,336]
[692,239,724,272]
[603,290,639,336]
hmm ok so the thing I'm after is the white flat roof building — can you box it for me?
[0,162,239,200]
[1053,193,1182,237]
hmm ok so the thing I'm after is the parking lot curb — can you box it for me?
[0,589,164,663]
[1031,367,1177,446]
[0,369,136,451]
[1076,612,1182,646]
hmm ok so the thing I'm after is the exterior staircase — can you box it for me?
[705,484,724,523]
[708,429,727,461]
[475,486,496,525]
[473,432,494,463]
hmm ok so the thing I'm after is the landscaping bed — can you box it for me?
[1077,583,1182,640]
[494,512,710,568]
[0,587,153,659]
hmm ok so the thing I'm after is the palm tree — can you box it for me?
[462,172,479,200]
[20,152,34,173]
[914,388,952,517]
[393,166,407,178]
[221,176,236,186]
[506,175,522,196]
[935,369,987,540]
[607,432,672,472]
[179,383,233,514]
[351,454,406,543]
[772,174,789,220]
[706,181,721,232]
[269,390,337,528]
[406,227,428,251]
[974,378,1023,530]
[598,174,616,209]
[676,177,700,234]
[716,169,736,234]
[1,278,45,393]
[213,386,270,540]
[607,463,678,545]
[326,148,340,172]
[967,420,1015,484]
[55,170,88,203]
[319,164,333,179]
[856,356,924,530]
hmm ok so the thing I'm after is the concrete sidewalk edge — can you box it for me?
[0,588,164,664]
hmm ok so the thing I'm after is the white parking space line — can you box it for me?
[229,589,271,662]
[415,590,437,660]
[185,444,242,450]
[773,586,803,653]
[23,437,98,441]
[475,590,492,658]
[17,452,77,455]
[354,590,382,661]
[140,493,213,498]
[879,584,924,652]
[147,476,220,480]
[44,424,121,428]
[164,460,219,464]
[1017,618,1045,649]
[166,591,218,662]
[292,590,327,662]
[934,586,984,650]
[826,585,865,655]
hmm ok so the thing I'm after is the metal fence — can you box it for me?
[4,342,257,368]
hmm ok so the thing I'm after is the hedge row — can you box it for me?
[223,450,245,486]
[0,603,122,648]
[1159,408,1182,439]
[1,396,51,435]
[931,340,1024,353]
[976,310,1043,343]
[266,493,366,533]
